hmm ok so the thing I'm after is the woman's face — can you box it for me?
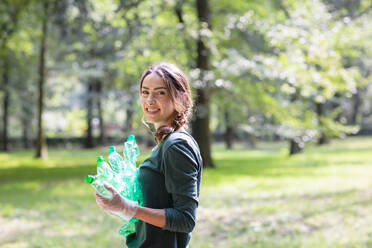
[140,72,176,129]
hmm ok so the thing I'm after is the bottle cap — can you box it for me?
[127,134,135,141]
[85,175,94,184]
[96,156,105,163]
[108,146,116,154]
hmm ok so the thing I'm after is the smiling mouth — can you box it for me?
[146,108,160,114]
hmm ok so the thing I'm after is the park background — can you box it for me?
[1,0,372,247]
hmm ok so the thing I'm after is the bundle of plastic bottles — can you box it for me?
[84,134,143,237]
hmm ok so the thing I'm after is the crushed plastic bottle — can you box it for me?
[85,175,112,198]
[124,135,140,165]
[118,135,143,237]
[121,135,142,205]
[84,134,143,237]
[108,146,124,174]
[85,156,114,198]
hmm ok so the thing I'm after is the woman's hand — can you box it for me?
[95,184,167,229]
[95,184,138,220]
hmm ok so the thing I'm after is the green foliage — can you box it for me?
[217,0,371,144]
[1,0,372,148]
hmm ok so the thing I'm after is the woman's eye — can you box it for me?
[159,91,166,95]
[141,91,149,95]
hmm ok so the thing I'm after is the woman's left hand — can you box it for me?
[95,184,138,219]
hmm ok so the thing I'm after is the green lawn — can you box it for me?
[0,137,371,248]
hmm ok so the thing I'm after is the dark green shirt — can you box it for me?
[126,130,203,248]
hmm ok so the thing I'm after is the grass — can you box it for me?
[0,137,372,248]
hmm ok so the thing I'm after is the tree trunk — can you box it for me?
[350,88,361,125]
[247,134,257,148]
[332,92,342,122]
[192,89,214,168]
[289,139,303,155]
[317,133,329,145]
[35,1,49,159]
[85,80,94,148]
[96,80,106,145]
[316,102,329,145]
[22,119,29,149]
[22,104,30,149]
[224,111,233,149]
[192,0,214,168]
[288,92,305,155]
[125,98,134,133]
[1,58,9,151]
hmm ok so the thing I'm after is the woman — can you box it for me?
[95,62,203,248]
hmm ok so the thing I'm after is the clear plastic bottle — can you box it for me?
[122,135,139,180]
[85,156,114,198]
[96,156,114,178]
[108,146,124,174]
[85,175,112,198]
[123,135,140,168]
[84,135,143,237]
[119,135,143,236]
[123,135,142,204]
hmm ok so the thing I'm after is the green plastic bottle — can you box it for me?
[124,135,142,203]
[108,146,124,174]
[84,175,112,198]
[117,135,143,236]
[96,156,114,179]
[84,135,143,237]
[123,135,140,168]
[119,218,137,237]
[85,156,114,198]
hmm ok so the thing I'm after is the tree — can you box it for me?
[35,1,50,159]
[0,0,31,151]
[212,0,284,150]
[214,0,368,154]
[323,0,372,128]
[192,0,214,168]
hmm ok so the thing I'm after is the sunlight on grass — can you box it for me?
[0,137,371,247]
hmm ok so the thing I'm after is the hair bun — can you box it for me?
[154,125,174,143]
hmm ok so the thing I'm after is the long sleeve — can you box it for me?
[127,130,202,247]
[161,142,200,233]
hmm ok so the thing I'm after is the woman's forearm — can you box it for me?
[134,206,166,228]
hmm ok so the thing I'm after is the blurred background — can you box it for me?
[0,0,372,247]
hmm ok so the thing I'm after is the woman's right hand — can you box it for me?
[95,184,138,219]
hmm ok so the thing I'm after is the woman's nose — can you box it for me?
[146,93,156,102]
